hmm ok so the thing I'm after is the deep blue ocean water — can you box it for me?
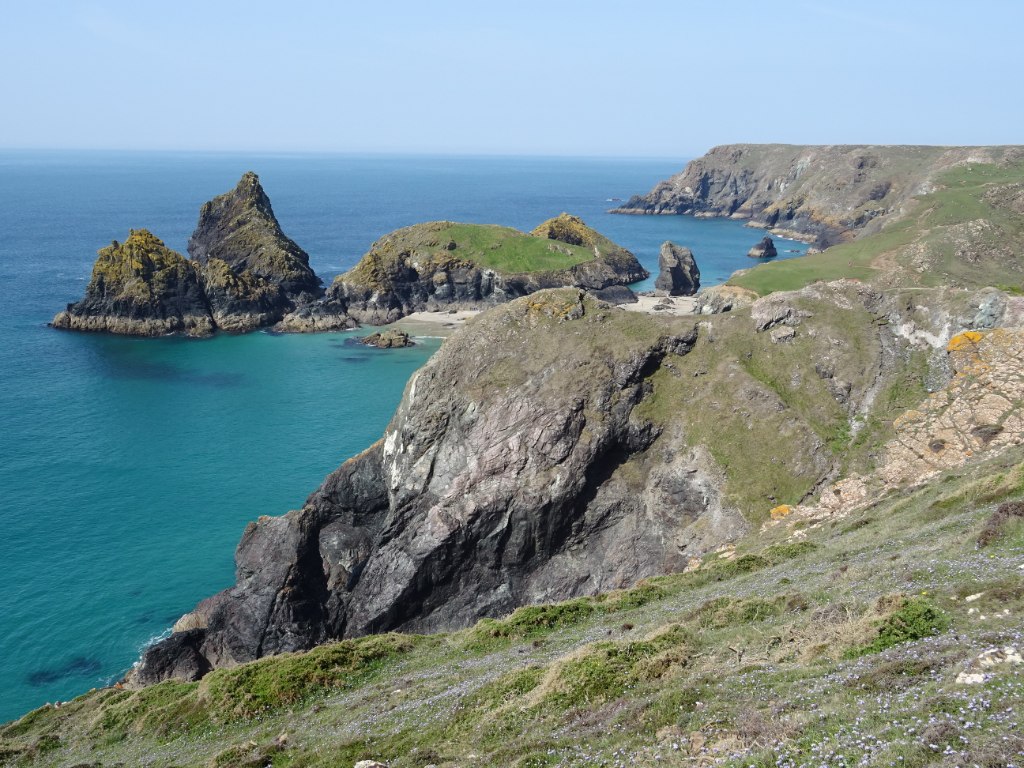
[0,152,808,722]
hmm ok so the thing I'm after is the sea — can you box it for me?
[0,151,809,723]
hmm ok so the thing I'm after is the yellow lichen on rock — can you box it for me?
[770,504,793,520]
[947,330,984,352]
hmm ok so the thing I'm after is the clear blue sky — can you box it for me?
[2,0,1020,156]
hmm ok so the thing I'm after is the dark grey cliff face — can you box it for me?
[188,172,322,302]
[654,241,700,296]
[129,289,745,685]
[324,258,646,326]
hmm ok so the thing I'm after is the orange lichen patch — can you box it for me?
[947,330,984,352]
[770,504,793,520]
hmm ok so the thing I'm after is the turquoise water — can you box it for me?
[0,152,808,722]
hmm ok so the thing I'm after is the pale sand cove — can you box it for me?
[392,310,482,337]
[392,297,698,338]
[618,295,697,316]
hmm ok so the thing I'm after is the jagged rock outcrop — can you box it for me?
[614,144,1022,248]
[747,236,777,259]
[189,172,322,331]
[130,289,751,685]
[299,215,648,325]
[693,285,758,315]
[51,229,215,337]
[54,173,330,336]
[654,241,700,296]
[189,172,321,300]
[359,329,414,348]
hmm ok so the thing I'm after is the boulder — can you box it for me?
[747,236,778,259]
[654,242,700,296]
[359,329,415,348]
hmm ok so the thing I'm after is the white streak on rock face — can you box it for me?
[407,371,420,405]
[892,319,951,349]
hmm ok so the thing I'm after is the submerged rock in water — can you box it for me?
[654,241,700,296]
[747,236,778,259]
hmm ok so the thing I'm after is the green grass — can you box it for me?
[730,160,1024,296]
[4,448,1024,766]
[437,223,596,273]
[342,220,604,291]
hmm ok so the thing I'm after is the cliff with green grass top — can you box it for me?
[616,144,1024,250]
[310,214,648,325]
[730,157,1024,296]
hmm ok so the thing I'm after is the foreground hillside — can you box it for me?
[2,443,1021,766]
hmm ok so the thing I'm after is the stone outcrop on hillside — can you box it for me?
[614,144,1021,248]
[654,241,700,296]
[129,279,1015,686]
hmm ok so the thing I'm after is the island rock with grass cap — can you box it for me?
[299,214,648,325]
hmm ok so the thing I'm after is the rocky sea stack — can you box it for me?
[747,235,777,259]
[51,229,215,337]
[53,173,325,336]
[654,241,700,295]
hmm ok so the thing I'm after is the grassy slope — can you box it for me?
[341,222,598,291]
[4,449,1022,767]
[730,160,1024,296]
[436,223,595,273]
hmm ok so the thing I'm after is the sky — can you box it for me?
[1,0,1021,156]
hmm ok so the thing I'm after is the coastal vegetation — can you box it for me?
[3,443,1022,766]
[729,160,1024,295]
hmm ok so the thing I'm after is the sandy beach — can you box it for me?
[617,295,697,317]
[392,309,482,337]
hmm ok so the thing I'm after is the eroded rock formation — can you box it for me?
[654,241,700,296]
